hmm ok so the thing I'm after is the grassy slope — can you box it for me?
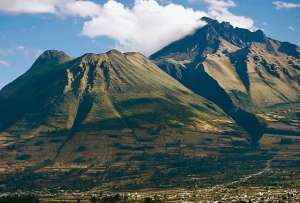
[0,50,253,191]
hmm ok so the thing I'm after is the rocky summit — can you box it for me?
[0,18,300,192]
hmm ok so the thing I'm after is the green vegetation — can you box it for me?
[73,156,87,163]
[0,194,39,203]
[34,140,44,146]
[76,146,87,152]
[90,194,162,203]
[16,154,31,160]
[280,138,294,145]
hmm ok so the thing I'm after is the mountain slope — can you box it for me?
[0,49,254,190]
[151,17,300,142]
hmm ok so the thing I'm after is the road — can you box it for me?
[208,159,272,191]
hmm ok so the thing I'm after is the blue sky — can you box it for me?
[0,0,299,89]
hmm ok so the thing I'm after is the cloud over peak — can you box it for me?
[80,0,255,55]
[0,0,255,55]
[82,0,207,55]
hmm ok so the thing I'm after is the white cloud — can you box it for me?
[204,0,236,10]
[0,0,69,14]
[0,0,255,55]
[82,0,255,55]
[203,0,255,30]
[82,0,207,55]
[0,60,9,67]
[273,1,300,9]
[288,25,295,31]
[0,0,101,17]
[56,0,102,17]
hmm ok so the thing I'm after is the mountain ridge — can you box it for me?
[151,17,300,142]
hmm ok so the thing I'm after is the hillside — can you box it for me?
[151,17,300,142]
[0,49,255,191]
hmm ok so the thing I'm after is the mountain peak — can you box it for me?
[200,18,267,46]
[201,17,232,29]
[106,49,123,55]
[151,17,269,59]
[201,16,218,24]
[32,50,71,68]
[38,49,71,61]
[151,17,300,144]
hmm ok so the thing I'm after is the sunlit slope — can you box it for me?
[0,49,248,187]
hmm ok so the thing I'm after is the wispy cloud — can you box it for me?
[0,60,9,67]
[16,45,25,50]
[0,46,42,59]
[273,1,300,9]
[288,25,295,31]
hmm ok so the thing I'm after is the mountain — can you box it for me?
[0,49,255,191]
[1,18,300,192]
[151,17,300,143]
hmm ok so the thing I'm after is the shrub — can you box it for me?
[50,138,63,143]
[0,194,39,203]
[76,146,87,152]
[143,197,162,203]
[16,154,31,160]
[34,140,44,146]
[73,157,86,163]
[280,138,294,145]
